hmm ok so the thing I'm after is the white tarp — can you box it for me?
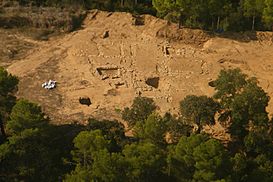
[42,80,57,89]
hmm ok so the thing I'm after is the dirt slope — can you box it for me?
[6,10,273,124]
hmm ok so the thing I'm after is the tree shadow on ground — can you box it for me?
[214,31,259,43]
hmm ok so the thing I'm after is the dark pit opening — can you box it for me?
[146,77,159,88]
[208,81,215,87]
[132,15,145,26]
[165,47,170,55]
[79,97,91,106]
[96,67,118,76]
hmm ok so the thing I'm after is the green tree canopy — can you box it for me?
[263,0,273,29]
[242,0,265,30]
[6,99,48,135]
[134,113,167,146]
[213,69,270,141]
[213,68,248,108]
[66,130,167,181]
[164,112,192,144]
[231,152,273,182]
[168,134,208,180]
[66,150,128,182]
[168,134,231,182]
[90,150,128,182]
[122,96,156,128]
[0,67,18,97]
[192,139,231,181]
[0,67,18,140]
[65,129,111,181]
[207,0,231,29]
[180,95,220,133]
[122,142,166,181]
[71,130,109,166]
[152,0,178,17]
[229,80,269,139]
[0,128,65,181]
[87,118,126,152]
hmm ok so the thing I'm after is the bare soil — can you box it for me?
[5,10,273,133]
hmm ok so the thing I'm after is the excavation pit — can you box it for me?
[145,77,159,88]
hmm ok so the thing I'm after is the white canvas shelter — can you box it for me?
[42,80,57,89]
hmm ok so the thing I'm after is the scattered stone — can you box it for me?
[102,30,109,39]
[89,10,99,20]
[114,81,125,88]
[218,58,226,64]
[163,45,171,56]
[102,75,109,80]
[106,12,113,17]
[80,80,89,85]
[96,65,120,80]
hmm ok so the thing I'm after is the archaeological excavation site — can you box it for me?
[2,10,273,125]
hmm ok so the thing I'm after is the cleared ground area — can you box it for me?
[5,10,273,125]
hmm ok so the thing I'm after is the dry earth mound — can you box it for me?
[6,10,273,125]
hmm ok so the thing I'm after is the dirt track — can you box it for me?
[5,10,273,124]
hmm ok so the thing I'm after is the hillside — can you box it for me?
[5,10,273,124]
